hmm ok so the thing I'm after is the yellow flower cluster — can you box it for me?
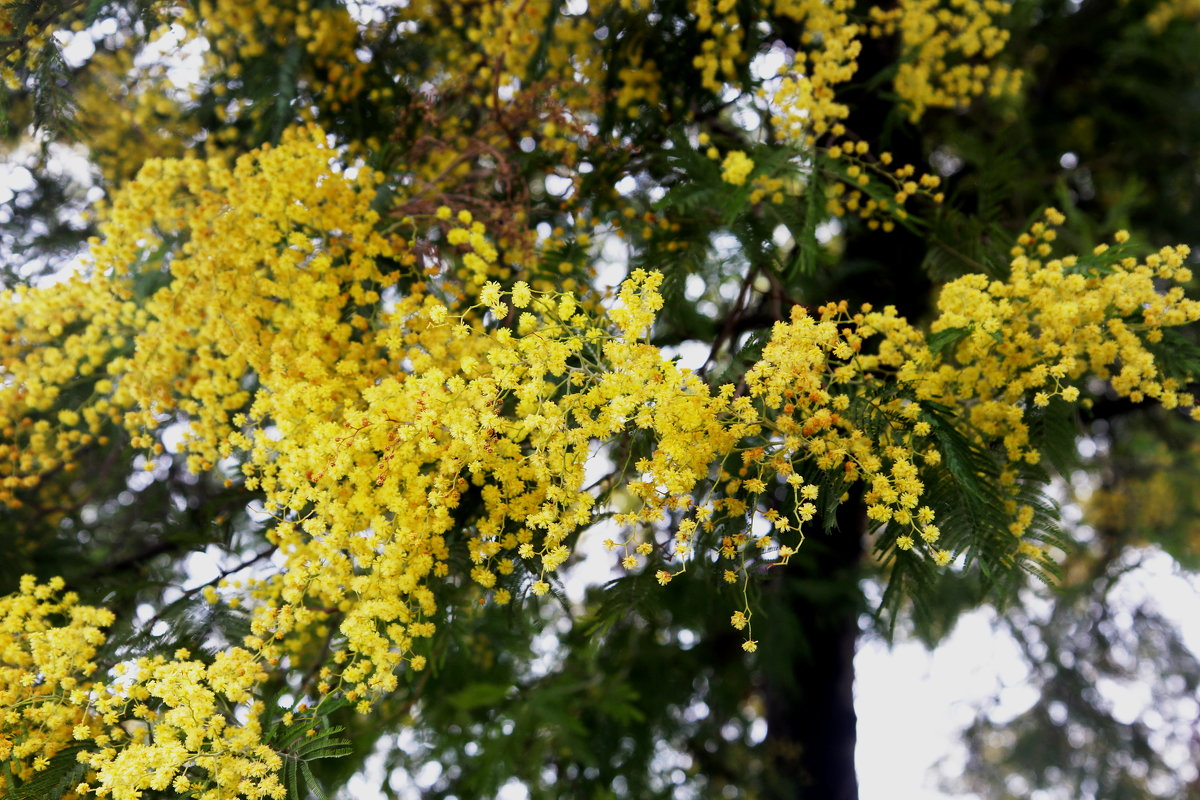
[82,648,279,800]
[768,0,860,146]
[1,127,395,797]
[391,0,602,121]
[748,209,1200,561]
[69,48,202,184]
[763,1,970,228]
[868,0,1023,121]
[7,123,778,782]
[1146,0,1200,32]
[0,576,281,800]
[257,268,765,692]
[1,577,111,794]
[0,125,396,508]
[0,271,132,507]
[177,0,370,109]
[826,139,945,228]
[923,211,1199,458]
[747,302,949,562]
[617,53,664,117]
[471,0,565,91]
[691,0,748,92]
[766,0,1016,146]
[720,150,755,186]
[749,173,787,205]
[5,115,1200,781]
[0,5,47,92]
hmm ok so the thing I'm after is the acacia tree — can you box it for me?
[3,1,1200,798]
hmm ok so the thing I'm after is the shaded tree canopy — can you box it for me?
[3,1,1200,798]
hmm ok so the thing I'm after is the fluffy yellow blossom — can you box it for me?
[868,0,1022,121]
[0,578,113,795]
[720,151,755,186]
[745,210,1199,568]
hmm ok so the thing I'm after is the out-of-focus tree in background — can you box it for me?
[3,1,1200,798]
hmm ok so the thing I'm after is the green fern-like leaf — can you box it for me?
[1026,397,1081,478]
[272,717,353,800]
[300,761,330,800]
[4,745,90,800]
[1144,327,1200,382]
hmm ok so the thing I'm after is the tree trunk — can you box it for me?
[762,505,866,800]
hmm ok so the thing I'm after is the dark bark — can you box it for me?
[762,501,866,800]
